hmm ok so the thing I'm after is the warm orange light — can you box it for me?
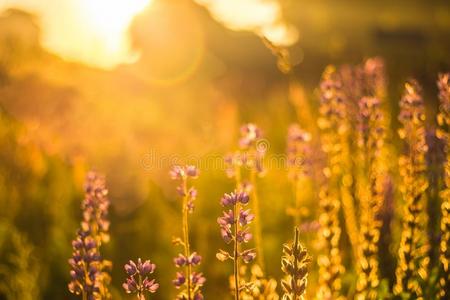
[0,0,152,69]
[195,0,298,46]
[78,0,151,68]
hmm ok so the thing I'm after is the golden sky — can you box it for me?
[0,0,297,69]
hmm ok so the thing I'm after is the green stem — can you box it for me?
[138,274,145,300]
[292,227,300,299]
[182,177,192,300]
[234,164,242,189]
[233,202,240,300]
[294,178,302,226]
[250,169,264,271]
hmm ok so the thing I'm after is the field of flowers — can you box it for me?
[60,64,450,300]
[0,1,449,300]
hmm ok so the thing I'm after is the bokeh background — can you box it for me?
[0,0,449,299]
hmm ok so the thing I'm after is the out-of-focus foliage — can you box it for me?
[0,222,40,300]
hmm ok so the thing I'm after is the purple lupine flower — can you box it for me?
[363,57,386,98]
[143,278,159,293]
[220,191,249,207]
[170,165,199,180]
[188,252,202,265]
[239,123,263,149]
[68,172,111,300]
[226,123,267,180]
[240,249,257,264]
[220,227,233,244]
[217,210,235,226]
[170,165,186,180]
[173,272,186,288]
[236,228,253,243]
[237,191,250,204]
[170,165,200,215]
[123,277,138,294]
[174,254,187,267]
[123,258,159,299]
[239,209,255,226]
[191,272,206,286]
[186,187,197,213]
[125,260,137,276]
[220,192,238,206]
[216,190,255,298]
[170,165,205,300]
[185,165,199,178]
[287,124,312,181]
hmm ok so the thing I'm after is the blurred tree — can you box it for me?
[0,9,41,74]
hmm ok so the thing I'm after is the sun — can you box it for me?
[78,0,152,67]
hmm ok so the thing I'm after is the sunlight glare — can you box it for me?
[79,0,151,68]
[0,0,152,69]
[196,0,298,46]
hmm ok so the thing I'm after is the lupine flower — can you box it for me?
[286,124,312,226]
[217,190,256,300]
[225,123,266,272]
[340,60,388,262]
[123,258,159,300]
[287,124,312,181]
[173,272,186,288]
[280,227,311,300]
[316,66,346,300]
[436,72,450,300]
[170,165,204,300]
[68,172,112,300]
[355,96,386,299]
[239,209,254,226]
[362,57,387,99]
[394,80,430,299]
[239,123,263,149]
[225,123,266,179]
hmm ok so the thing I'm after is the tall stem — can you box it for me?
[339,133,359,262]
[294,178,302,226]
[233,202,240,300]
[182,178,192,300]
[292,227,300,299]
[138,274,145,300]
[82,292,87,300]
[250,170,264,271]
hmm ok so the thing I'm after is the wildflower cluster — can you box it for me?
[286,125,313,226]
[319,66,359,260]
[170,165,205,300]
[280,227,311,300]
[362,57,387,99]
[226,123,266,179]
[68,172,112,300]
[394,80,430,299]
[123,258,159,300]
[59,61,450,300]
[355,96,386,299]
[436,72,450,300]
[338,57,386,108]
[287,124,312,181]
[217,190,256,300]
[225,123,266,270]
[316,66,346,300]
